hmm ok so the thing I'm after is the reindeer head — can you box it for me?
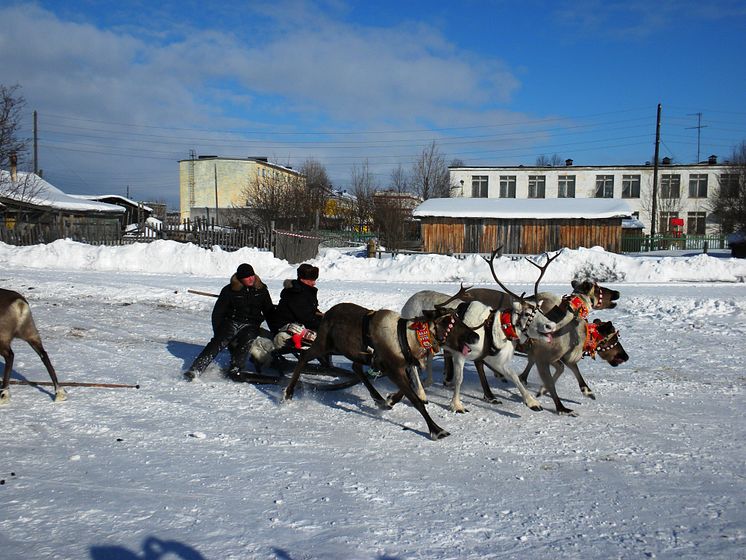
[571,280,620,310]
[590,319,628,366]
[510,299,556,343]
[421,307,480,356]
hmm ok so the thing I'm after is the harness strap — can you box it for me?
[455,301,471,320]
[361,311,375,354]
[482,311,500,356]
[397,318,420,366]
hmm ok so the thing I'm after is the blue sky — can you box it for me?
[2,0,745,209]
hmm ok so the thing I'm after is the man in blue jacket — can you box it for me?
[184,263,274,381]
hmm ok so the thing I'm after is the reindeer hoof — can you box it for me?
[529,404,543,412]
[557,407,577,417]
[582,388,596,400]
[282,390,295,402]
[485,397,503,405]
[431,429,451,440]
[0,389,9,405]
[379,398,394,410]
[451,406,468,414]
[54,388,68,402]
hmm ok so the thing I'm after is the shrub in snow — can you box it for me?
[573,260,626,283]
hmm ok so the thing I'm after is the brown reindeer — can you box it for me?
[0,288,66,404]
[519,317,628,415]
[282,288,480,440]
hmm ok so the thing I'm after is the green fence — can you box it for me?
[621,234,727,253]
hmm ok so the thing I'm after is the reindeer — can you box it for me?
[518,316,628,415]
[0,288,66,404]
[400,250,558,413]
[282,286,480,440]
[466,252,621,400]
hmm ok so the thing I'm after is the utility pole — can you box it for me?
[651,103,662,239]
[686,112,707,163]
[214,164,219,225]
[33,110,38,175]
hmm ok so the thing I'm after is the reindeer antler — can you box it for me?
[525,250,561,298]
[483,246,525,301]
[434,282,473,309]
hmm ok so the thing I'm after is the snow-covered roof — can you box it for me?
[0,170,125,214]
[69,194,153,212]
[413,197,633,219]
[623,217,645,229]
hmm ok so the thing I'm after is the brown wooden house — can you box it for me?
[1,169,125,243]
[413,198,632,255]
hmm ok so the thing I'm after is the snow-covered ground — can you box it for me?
[1,240,745,559]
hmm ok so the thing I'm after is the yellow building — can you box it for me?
[178,155,304,224]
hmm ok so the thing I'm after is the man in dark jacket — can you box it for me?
[184,263,274,381]
[269,263,323,349]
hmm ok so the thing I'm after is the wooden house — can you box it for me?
[1,169,125,242]
[413,198,632,255]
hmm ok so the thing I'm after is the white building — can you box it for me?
[449,156,733,235]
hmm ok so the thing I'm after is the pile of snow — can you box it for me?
[2,239,745,284]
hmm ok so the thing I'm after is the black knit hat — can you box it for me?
[236,263,255,279]
[297,263,319,280]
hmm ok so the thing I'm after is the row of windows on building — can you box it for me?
[470,173,740,199]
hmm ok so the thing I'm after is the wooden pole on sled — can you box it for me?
[187,289,218,298]
[10,380,140,389]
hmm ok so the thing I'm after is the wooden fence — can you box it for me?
[620,234,727,253]
[0,219,270,252]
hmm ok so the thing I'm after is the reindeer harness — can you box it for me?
[563,294,591,319]
[583,322,620,359]
[396,313,456,366]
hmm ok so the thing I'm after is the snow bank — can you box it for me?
[2,239,746,284]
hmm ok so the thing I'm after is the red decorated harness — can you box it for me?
[564,294,591,319]
[583,322,620,359]
[499,309,520,341]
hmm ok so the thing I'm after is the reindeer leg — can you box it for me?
[537,361,562,397]
[391,367,449,440]
[425,354,435,387]
[443,354,454,386]
[1,346,13,404]
[518,356,534,384]
[28,340,66,402]
[536,361,575,416]
[449,353,468,413]
[565,360,595,399]
[283,346,322,401]
[353,363,392,409]
[407,364,428,403]
[484,352,542,411]
[474,360,501,404]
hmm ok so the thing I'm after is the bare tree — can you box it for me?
[389,163,409,193]
[710,141,746,233]
[371,166,419,250]
[535,153,563,167]
[411,141,450,200]
[0,84,27,170]
[298,158,330,230]
[349,160,377,233]
[235,168,304,234]
[1,85,49,220]
[640,173,683,234]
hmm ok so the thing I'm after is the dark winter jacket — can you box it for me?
[211,274,274,333]
[269,278,322,332]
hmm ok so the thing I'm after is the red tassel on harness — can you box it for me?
[499,310,519,341]
[410,321,434,352]
[566,295,590,319]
